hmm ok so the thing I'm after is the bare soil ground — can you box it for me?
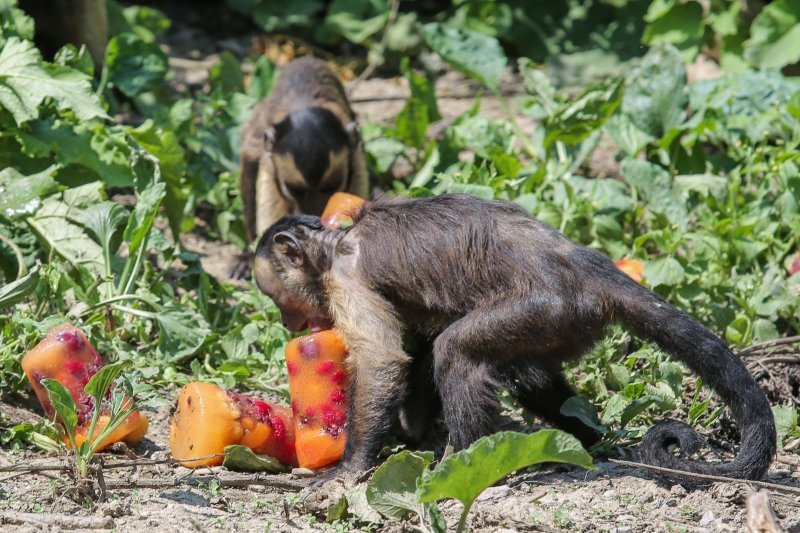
[3,10,800,533]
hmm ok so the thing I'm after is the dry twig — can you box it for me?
[746,491,785,532]
[0,511,114,529]
[608,459,800,497]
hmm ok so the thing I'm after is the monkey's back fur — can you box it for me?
[338,194,776,479]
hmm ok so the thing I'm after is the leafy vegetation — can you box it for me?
[1,0,800,528]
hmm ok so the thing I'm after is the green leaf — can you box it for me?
[642,256,685,288]
[545,78,623,147]
[417,430,593,509]
[422,23,506,89]
[0,166,58,215]
[104,32,169,97]
[319,0,388,44]
[15,119,135,188]
[120,6,171,43]
[124,179,165,256]
[222,444,286,473]
[366,137,405,174]
[772,405,800,446]
[0,37,107,125]
[156,304,211,361]
[560,396,606,433]
[128,120,187,237]
[54,44,94,77]
[40,378,78,433]
[77,202,128,256]
[744,0,800,69]
[394,97,429,150]
[788,90,800,119]
[84,360,132,401]
[325,495,349,522]
[622,159,688,228]
[27,183,107,279]
[622,45,686,138]
[620,397,657,427]
[252,0,324,33]
[0,265,39,308]
[366,450,433,520]
[402,58,441,122]
[0,0,35,41]
[642,1,704,59]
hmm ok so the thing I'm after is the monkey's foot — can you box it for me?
[229,250,254,280]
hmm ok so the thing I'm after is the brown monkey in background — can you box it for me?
[239,56,370,244]
[253,193,776,480]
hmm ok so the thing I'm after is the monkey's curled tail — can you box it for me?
[609,269,776,480]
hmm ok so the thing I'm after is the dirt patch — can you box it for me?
[2,399,800,531]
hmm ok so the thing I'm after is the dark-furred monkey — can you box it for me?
[239,56,370,244]
[253,194,776,480]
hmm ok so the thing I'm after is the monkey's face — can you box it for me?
[273,147,350,215]
[253,236,333,333]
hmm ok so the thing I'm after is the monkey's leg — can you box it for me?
[512,367,600,449]
[394,344,441,446]
[432,298,574,449]
[327,272,411,471]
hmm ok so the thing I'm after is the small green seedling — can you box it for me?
[41,360,136,478]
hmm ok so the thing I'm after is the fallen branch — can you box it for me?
[0,453,223,473]
[103,474,306,492]
[746,491,785,533]
[0,511,114,529]
[738,336,800,357]
[607,459,800,497]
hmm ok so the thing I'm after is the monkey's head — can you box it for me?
[253,215,334,333]
[266,107,359,215]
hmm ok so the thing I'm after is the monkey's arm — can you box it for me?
[326,261,411,471]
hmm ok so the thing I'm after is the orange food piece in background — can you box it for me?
[615,258,645,284]
[169,382,296,468]
[285,330,349,469]
[320,192,366,228]
[21,323,147,450]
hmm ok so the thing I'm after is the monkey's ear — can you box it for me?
[273,231,304,266]
[264,127,276,153]
[344,121,361,147]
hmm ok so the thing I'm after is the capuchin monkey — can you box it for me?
[239,56,370,245]
[253,194,776,480]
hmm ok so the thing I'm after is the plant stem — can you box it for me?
[492,87,539,160]
[83,294,160,316]
[0,232,26,278]
[456,501,473,533]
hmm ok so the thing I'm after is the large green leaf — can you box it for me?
[156,304,211,361]
[0,37,107,125]
[366,450,434,520]
[545,78,623,147]
[0,166,57,215]
[104,33,169,97]
[26,182,106,278]
[16,118,134,187]
[422,23,506,89]
[622,45,686,139]
[744,0,800,69]
[222,444,286,473]
[417,430,593,509]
